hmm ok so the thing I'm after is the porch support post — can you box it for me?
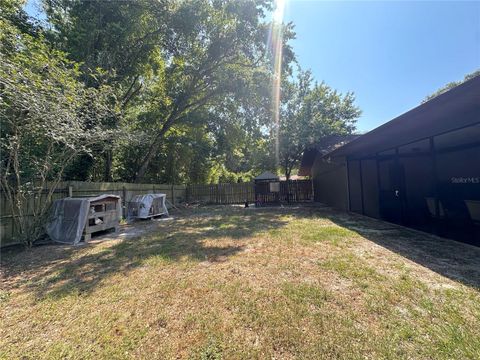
[346,157,352,212]
[430,137,440,218]
[376,154,381,218]
[359,159,365,215]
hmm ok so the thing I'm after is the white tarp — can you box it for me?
[45,195,121,245]
[128,193,169,220]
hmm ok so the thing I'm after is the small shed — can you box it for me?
[46,194,121,245]
[254,172,280,205]
[127,193,169,220]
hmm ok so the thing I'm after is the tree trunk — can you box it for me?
[135,142,158,183]
[134,89,215,183]
[135,125,170,183]
[103,150,112,182]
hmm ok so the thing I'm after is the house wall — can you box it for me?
[311,156,349,210]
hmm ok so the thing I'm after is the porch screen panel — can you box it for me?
[399,155,434,226]
[435,123,480,225]
[348,160,363,213]
[361,159,379,218]
[435,146,480,223]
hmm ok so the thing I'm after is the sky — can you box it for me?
[282,0,480,132]
[24,0,480,133]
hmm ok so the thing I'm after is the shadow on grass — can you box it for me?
[320,208,480,290]
[5,204,477,300]
[1,207,289,299]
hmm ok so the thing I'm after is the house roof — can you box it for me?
[326,75,480,159]
[254,171,280,181]
[298,135,360,176]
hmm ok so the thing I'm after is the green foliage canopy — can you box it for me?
[0,13,120,245]
[278,69,361,179]
[422,69,480,103]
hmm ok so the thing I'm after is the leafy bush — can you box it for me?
[0,17,120,246]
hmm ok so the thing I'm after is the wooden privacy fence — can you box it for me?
[0,181,187,247]
[1,180,312,246]
[186,180,313,205]
[279,180,313,202]
[64,181,186,210]
[254,179,313,204]
[187,183,255,204]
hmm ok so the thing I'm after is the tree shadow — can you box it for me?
[1,207,290,299]
[4,204,477,302]
[321,208,480,290]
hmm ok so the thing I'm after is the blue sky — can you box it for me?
[283,0,480,132]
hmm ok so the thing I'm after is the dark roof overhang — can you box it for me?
[327,75,480,159]
[299,134,361,176]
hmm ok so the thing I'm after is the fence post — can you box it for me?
[68,185,73,198]
[122,185,127,219]
[171,184,175,206]
[295,180,299,202]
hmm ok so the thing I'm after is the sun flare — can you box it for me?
[268,0,287,166]
[273,0,286,23]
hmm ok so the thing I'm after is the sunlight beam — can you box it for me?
[267,0,286,168]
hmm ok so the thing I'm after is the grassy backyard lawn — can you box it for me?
[1,206,479,359]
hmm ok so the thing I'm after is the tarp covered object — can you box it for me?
[128,194,169,220]
[46,195,121,245]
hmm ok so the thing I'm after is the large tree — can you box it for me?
[43,0,169,180]
[42,0,293,183]
[132,0,282,182]
[278,70,361,180]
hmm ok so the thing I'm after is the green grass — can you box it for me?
[1,205,479,359]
